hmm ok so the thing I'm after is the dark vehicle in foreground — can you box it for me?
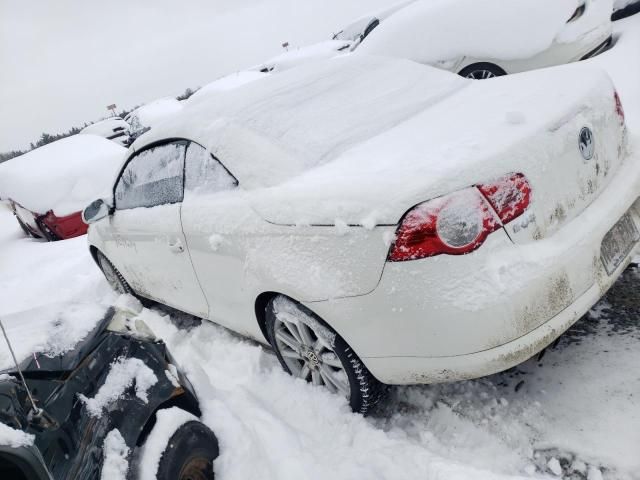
[0,307,218,479]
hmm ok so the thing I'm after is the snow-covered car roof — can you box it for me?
[140,54,613,226]
[252,40,352,73]
[185,71,269,106]
[357,0,602,64]
[127,97,184,135]
[0,134,125,216]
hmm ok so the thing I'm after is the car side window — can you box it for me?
[184,142,238,195]
[115,142,186,210]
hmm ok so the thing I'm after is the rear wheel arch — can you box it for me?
[458,62,507,79]
[255,291,280,342]
[89,245,100,266]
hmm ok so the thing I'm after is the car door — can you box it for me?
[179,142,258,334]
[104,141,209,317]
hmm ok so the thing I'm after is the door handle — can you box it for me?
[168,238,185,253]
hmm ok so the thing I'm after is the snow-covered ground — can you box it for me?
[1,12,639,480]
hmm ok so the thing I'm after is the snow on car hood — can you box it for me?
[0,134,125,216]
[254,40,352,73]
[357,0,586,64]
[185,71,269,106]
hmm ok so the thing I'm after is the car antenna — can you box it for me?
[0,317,43,417]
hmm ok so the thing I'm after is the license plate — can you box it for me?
[601,213,640,275]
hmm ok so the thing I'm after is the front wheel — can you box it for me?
[458,62,507,80]
[265,295,385,415]
[96,251,133,295]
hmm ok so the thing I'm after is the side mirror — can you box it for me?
[82,198,111,224]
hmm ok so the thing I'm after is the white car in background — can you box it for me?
[126,97,183,141]
[357,0,613,78]
[80,116,130,146]
[254,0,414,73]
[83,56,638,414]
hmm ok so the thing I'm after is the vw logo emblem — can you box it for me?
[579,127,594,161]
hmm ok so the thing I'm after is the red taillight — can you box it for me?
[388,173,531,262]
[477,173,531,224]
[614,91,625,124]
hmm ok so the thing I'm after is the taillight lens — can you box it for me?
[388,173,531,262]
[477,173,531,224]
[614,91,625,125]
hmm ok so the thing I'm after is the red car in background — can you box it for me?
[0,134,125,241]
[8,199,87,240]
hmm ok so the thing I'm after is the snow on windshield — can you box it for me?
[0,134,125,216]
[333,17,375,42]
[358,0,586,63]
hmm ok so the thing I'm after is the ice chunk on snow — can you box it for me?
[101,429,130,480]
[0,422,34,448]
[79,357,157,417]
[547,457,562,476]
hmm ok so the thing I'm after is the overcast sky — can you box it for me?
[0,0,396,152]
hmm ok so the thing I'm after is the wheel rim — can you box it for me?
[465,69,497,80]
[179,456,212,480]
[273,314,351,399]
[99,256,127,294]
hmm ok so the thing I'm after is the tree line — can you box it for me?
[0,87,198,164]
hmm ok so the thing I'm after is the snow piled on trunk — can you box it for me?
[0,134,125,216]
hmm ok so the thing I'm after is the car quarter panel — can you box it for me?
[179,190,396,340]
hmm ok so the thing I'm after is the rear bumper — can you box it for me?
[304,153,640,384]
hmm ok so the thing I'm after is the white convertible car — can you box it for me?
[83,55,638,414]
[357,0,613,78]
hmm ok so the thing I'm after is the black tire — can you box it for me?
[265,295,385,415]
[96,251,133,295]
[155,421,219,480]
[458,62,507,80]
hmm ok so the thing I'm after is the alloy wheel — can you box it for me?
[465,69,497,80]
[272,314,351,399]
